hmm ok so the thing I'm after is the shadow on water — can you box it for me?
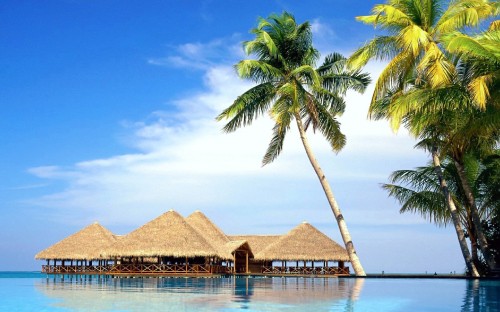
[34,275,365,311]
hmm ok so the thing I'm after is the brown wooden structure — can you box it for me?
[36,210,351,276]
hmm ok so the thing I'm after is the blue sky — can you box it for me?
[1,0,464,273]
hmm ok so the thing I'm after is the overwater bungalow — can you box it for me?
[36,210,350,276]
[35,222,119,274]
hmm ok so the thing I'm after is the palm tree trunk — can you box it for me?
[294,113,366,276]
[432,147,479,277]
[453,158,496,271]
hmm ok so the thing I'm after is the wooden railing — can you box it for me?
[42,264,349,275]
[42,265,111,274]
[42,264,221,274]
[261,266,350,275]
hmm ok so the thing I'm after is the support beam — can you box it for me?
[246,252,249,273]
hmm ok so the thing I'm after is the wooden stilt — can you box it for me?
[246,252,249,273]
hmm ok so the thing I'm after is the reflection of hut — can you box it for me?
[36,210,350,276]
[35,222,117,273]
[35,276,364,311]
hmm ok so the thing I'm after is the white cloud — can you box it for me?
[311,18,336,39]
[28,56,423,229]
[148,36,244,70]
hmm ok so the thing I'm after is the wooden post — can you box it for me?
[246,252,249,273]
[185,256,188,273]
[233,253,236,274]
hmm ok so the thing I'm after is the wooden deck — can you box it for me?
[42,264,232,274]
[261,266,349,275]
[42,264,349,276]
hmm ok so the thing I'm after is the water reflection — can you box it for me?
[461,279,500,312]
[35,275,365,311]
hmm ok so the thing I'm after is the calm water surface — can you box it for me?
[0,272,498,311]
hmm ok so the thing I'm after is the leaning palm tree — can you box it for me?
[217,12,371,276]
[370,77,482,276]
[383,154,500,273]
[349,0,497,277]
[387,59,500,272]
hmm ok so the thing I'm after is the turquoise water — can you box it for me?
[0,272,499,311]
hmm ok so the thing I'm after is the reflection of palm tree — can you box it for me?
[461,279,481,312]
[217,12,370,276]
[343,278,365,312]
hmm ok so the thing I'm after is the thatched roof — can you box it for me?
[185,211,229,246]
[228,235,281,255]
[222,240,254,258]
[185,211,255,259]
[103,210,218,258]
[185,210,231,259]
[253,222,349,262]
[35,222,117,260]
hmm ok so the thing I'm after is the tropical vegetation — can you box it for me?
[383,153,500,274]
[349,0,499,276]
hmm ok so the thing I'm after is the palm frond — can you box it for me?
[417,42,456,88]
[235,60,282,83]
[348,36,399,69]
[262,116,291,166]
[436,0,495,34]
[314,103,346,152]
[216,83,276,132]
[383,184,451,226]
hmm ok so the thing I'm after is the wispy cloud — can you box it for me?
[148,36,244,70]
[311,18,337,39]
[6,183,49,191]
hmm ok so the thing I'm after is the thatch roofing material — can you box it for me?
[228,235,281,255]
[186,210,229,248]
[254,222,349,262]
[104,210,218,258]
[35,222,117,260]
[222,240,254,258]
[186,211,255,260]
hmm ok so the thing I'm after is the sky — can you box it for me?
[0,0,465,273]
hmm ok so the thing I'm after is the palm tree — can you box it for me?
[368,79,481,276]
[349,0,497,277]
[216,12,371,276]
[390,59,500,271]
[383,153,500,273]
